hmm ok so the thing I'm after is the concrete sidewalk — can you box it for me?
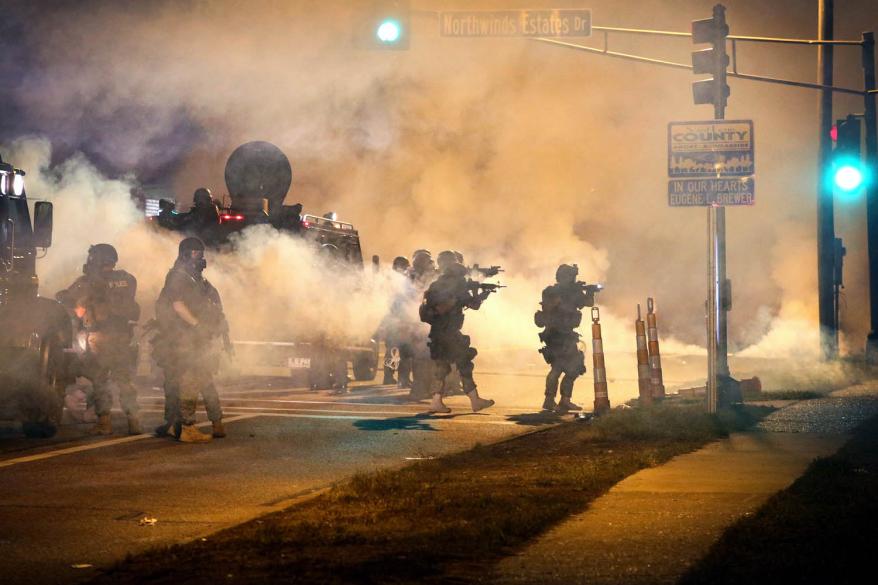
[493,384,878,585]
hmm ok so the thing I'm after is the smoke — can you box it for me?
[3,0,874,401]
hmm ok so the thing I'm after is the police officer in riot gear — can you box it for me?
[154,237,228,442]
[191,187,219,223]
[186,187,221,242]
[377,256,415,386]
[56,244,141,435]
[410,249,437,290]
[535,264,596,413]
[419,250,495,413]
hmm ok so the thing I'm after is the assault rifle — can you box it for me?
[471,264,503,278]
[577,281,604,295]
[467,280,506,295]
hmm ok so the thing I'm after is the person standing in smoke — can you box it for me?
[419,250,495,414]
[376,256,415,387]
[153,237,228,442]
[535,264,595,413]
[187,187,221,243]
[406,249,437,400]
[56,244,142,435]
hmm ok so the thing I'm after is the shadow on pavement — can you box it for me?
[354,414,439,432]
[506,412,563,426]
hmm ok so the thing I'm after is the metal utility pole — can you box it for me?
[691,4,731,412]
[817,0,837,359]
[864,32,878,360]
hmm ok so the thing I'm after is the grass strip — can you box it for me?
[94,404,772,585]
[680,410,878,585]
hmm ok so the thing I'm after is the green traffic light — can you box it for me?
[834,164,864,192]
[376,19,402,43]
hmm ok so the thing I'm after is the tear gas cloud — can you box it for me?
[3,0,875,398]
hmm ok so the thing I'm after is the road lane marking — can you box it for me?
[234,411,518,426]
[137,396,541,413]
[205,404,526,421]
[0,415,257,469]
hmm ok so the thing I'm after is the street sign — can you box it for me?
[440,9,592,38]
[668,177,755,206]
[668,120,754,177]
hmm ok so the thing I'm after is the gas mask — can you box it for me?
[190,252,207,273]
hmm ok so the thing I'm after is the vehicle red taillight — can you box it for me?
[220,214,245,223]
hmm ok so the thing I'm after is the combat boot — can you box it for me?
[429,393,451,414]
[467,389,495,412]
[89,414,113,436]
[154,422,173,437]
[542,395,557,411]
[556,397,582,414]
[127,416,143,435]
[212,420,226,438]
[178,424,213,443]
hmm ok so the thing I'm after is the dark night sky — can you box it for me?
[1,0,877,353]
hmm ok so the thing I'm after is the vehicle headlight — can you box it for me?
[12,173,24,196]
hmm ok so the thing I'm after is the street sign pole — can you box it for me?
[714,6,730,392]
[707,207,719,413]
[708,4,729,412]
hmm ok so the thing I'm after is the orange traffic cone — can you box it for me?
[646,298,666,401]
[591,307,611,415]
[635,304,652,406]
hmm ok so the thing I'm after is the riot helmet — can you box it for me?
[84,243,118,274]
[178,237,207,272]
[193,187,213,207]
[437,250,459,273]
[411,250,434,274]
[391,256,410,274]
[555,263,578,284]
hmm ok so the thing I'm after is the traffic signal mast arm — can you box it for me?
[529,26,870,97]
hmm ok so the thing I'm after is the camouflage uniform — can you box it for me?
[536,269,594,410]
[57,267,140,427]
[420,263,489,399]
[155,259,226,429]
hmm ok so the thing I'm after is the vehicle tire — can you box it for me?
[20,335,65,439]
[352,353,377,381]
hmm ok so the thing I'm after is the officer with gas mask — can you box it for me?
[153,237,228,443]
[534,264,596,413]
[419,250,495,414]
[56,244,141,435]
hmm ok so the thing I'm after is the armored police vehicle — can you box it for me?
[0,154,73,437]
[152,141,378,382]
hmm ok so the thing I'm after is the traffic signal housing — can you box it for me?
[354,1,410,50]
[830,115,868,195]
[691,5,730,116]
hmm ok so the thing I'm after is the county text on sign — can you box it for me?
[440,9,592,38]
[668,120,754,178]
[668,178,755,207]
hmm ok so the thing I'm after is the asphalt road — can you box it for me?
[0,372,555,585]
